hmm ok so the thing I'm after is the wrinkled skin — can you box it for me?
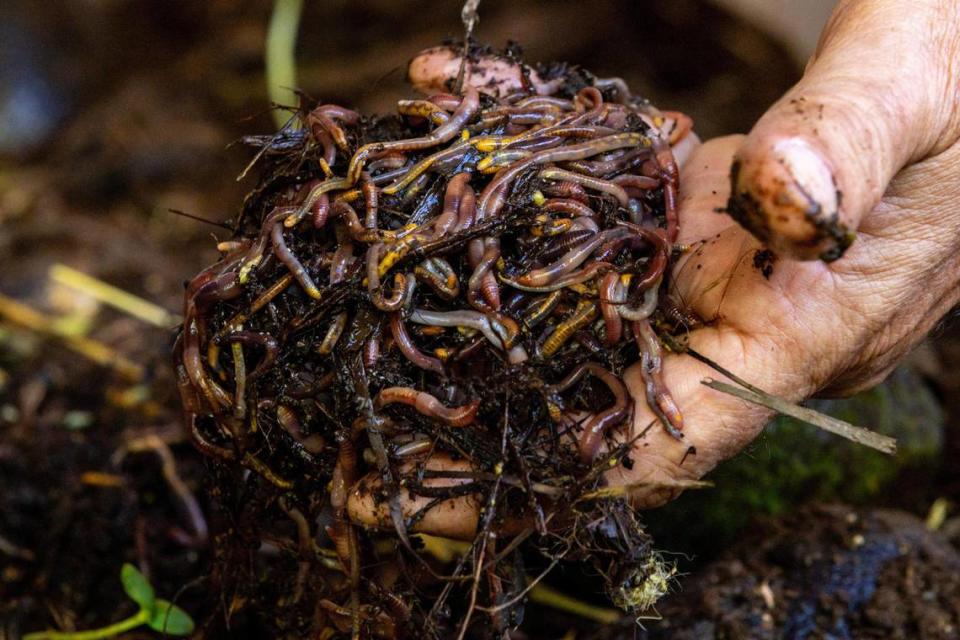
[349,0,960,535]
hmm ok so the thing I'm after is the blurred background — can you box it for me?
[2,1,959,638]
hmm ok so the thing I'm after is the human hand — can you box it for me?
[349,0,960,535]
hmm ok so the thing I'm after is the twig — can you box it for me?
[685,347,896,453]
[701,378,896,454]
[576,478,713,502]
[475,555,563,615]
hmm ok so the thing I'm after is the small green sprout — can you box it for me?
[24,564,195,640]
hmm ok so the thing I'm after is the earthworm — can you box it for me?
[183,412,236,462]
[308,109,350,150]
[380,141,473,195]
[307,104,360,151]
[271,222,322,299]
[538,299,598,357]
[574,86,604,115]
[397,99,451,125]
[477,149,534,173]
[367,153,407,172]
[599,272,625,345]
[329,226,355,285]
[182,315,232,410]
[541,198,596,219]
[480,105,562,127]
[427,93,462,111]
[390,312,444,374]
[534,227,599,265]
[612,174,659,190]
[543,125,617,140]
[348,88,480,183]
[652,138,680,243]
[542,180,589,203]
[361,173,379,229]
[538,167,629,207]
[547,363,631,463]
[392,438,434,458]
[319,104,360,124]
[192,271,244,312]
[512,95,575,110]
[618,221,670,290]
[287,177,353,227]
[215,274,293,336]
[363,330,381,368]
[467,237,501,310]
[618,279,660,321]
[414,257,459,300]
[220,331,278,381]
[408,309,527,363]
[366,243,385,291]
[332,200,379,242]
[374,387,480,427]
[399,171,432,201]
[231,342,248,419]
[330,438,358,511]
[501,260,615,293]
[432,172,471,239]
[454,183,477,231]
[566,148,651,177]
[530,215,573,237]
[514,228,623,287]
[276,404,304,439]
[508,135,565,153]
[369,165,411,186]
[312,192,331,229]
[520,290,563,329]
[478,133,648,219]
[372,272,413,312]
[633,319,684,439]
[315,130,337,166]
[319,311,349,355]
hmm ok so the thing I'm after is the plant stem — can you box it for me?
[0,292,144,381]
[265,0,304,129]
[49,263,180,328]
[23,609,148,640]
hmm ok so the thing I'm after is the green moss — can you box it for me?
[645,367,943,556]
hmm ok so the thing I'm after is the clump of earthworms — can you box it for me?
[175,47,694,638]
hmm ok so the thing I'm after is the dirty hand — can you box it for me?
[350,0,960,536]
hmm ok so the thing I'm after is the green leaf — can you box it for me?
[148,600,195,636]
[120,563,156,612]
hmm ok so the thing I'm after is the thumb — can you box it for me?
[728,0,960,261]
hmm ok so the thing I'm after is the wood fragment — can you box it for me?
[701,378,896,454]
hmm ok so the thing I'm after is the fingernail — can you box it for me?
[728,137,852,261]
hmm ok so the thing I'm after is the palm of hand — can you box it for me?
[618,134,960,505]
